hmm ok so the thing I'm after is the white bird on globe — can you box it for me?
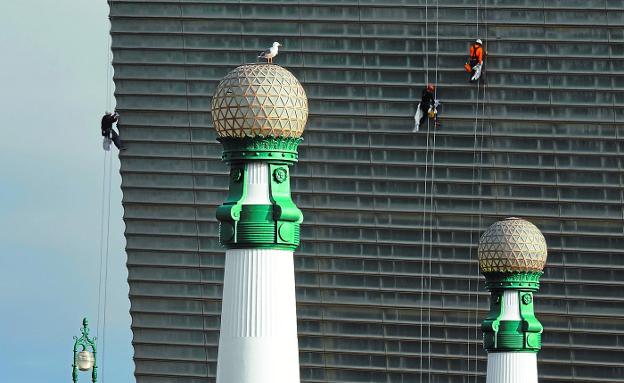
[258,42,281,64]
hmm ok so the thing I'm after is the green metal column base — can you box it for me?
[216,136,303,251]
[482,273,544,353]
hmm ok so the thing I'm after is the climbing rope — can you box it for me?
[419,0,443,379]
[96,10,115,382]
[474,82,487,383]
[468,56,489,383]
[96,149,113,383]
[419,128,431,382]
[421,1,443,380]
[427,3,440,381]
[420,1,428,379]
[465,77,480,383]
[424,0,429,85]
[96,151,108,338]
[356,0,390,373]
[475,4,489,380]
[427,120,437,383]
[298,0,327,371]
[466,0,488,379]
[101,149,113,383]
[179,1,210,375]
[238,0,244,62]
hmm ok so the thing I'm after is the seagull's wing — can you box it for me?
[258,47,271,57]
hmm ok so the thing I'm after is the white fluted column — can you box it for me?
[217,248,299,382]
[243,162,271,204]
[486,353,538,383]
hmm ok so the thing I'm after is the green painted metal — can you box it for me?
[217,136,303,250]
[72,318,97,383]
[483,271,542,290]
[218,136,302,164]
[482,283,544,353]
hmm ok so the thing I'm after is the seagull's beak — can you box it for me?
[277,43,282,47]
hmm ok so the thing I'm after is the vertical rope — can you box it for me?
[425,0,429,84]
[426,2,441,381]
[98,4,115,380]
[101,146,113,383]
[434,0,440,92]
[356,0,389,374]
[239,0,244,63]
[419,128,430,382]
[420,1,432,378]
[298,0,325,372]
[475,0,480,38]
[97,151,108,339]
[474,82,487,383]
[106,1,113,111]
[427,115,437,383]
[467,0,483,372]
[298,0,307,82]
[179,2,209,377]
[473,3,488,380]
[356,1,389,375]
[611,2,624,325]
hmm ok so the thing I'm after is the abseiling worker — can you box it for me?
[413,84,440,132]
[101,111,126,151]
[465,39,484,82]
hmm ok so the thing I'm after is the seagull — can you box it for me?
[258,42,281,64]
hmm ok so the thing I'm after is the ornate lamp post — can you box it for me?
[72,318,97,383]
[211,63,308,383]
[478,217,548,383]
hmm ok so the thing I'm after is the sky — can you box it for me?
[0,1,134,382]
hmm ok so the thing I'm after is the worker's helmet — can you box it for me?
[426,84,435,91]
[475,39,483,45]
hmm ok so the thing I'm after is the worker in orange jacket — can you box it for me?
[465,39,484,82]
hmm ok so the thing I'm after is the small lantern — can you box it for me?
[77,350,95,371]
[72,318,98,382]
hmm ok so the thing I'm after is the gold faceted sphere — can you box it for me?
[211,63,308,138]
[478,217,547,274]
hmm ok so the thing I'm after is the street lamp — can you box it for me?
[72,318,97,382]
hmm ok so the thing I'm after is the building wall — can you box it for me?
[110,1,624,382]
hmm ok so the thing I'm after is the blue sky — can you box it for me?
[0,1,134,382]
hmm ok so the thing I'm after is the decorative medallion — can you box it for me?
[522,293,533,304]
[273,168,287,183]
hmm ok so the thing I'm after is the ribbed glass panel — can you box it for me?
[110,1,624,382]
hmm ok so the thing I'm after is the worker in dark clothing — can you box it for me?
[101,111,126,150]
[413,84,439,132]
[465,39,484,82]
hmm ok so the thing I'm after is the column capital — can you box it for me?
[218,136,303,164]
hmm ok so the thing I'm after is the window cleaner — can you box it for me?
[413,84,440,132]
[101,111,126,151]
[465,39,484,82]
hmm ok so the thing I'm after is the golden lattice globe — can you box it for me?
[211,63,308,138]
[478,217,547,273]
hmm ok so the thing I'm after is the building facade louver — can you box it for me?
[109,1,624,382]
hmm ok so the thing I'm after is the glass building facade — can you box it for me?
[109,1,624,382]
